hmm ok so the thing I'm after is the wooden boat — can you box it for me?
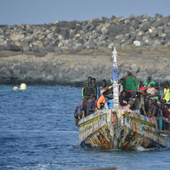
[78,48,170,149]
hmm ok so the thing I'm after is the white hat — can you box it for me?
[127,68,133,73]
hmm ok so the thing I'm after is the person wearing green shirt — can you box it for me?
[143,76,155,87]
[123,68,138,98]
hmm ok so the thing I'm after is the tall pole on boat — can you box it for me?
[112,47,119,109]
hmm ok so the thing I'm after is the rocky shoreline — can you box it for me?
[0,51,170,86]
[1,14,170,86]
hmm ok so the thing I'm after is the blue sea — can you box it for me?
[0,85,170,170]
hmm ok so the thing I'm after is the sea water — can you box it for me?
[0,85,170,170]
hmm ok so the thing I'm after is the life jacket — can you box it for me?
[83,83,95,98]
[124,75,136,86]
[163,88,170,102]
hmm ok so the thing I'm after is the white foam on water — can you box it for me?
[135,146,152,151]
[135,146,170,152]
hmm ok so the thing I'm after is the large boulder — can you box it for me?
[139,22,151,32]
[155,13,162,19]
[68,20,76,29]
[164,26,170,33]
[0,37,6,46]
[161,16,170,24]
[142,35,153,45]
[32,41,44,48]
[74,43,84,51]
[88,18,101,26]
[152,20,164,27]
[165,32,170,40]
[10,33,25,41]
[22,46,30,52]
[44,46,54,52]
[10,45,21,51]
[84,40,96,49]
[131,19,140,29]
[82,25,91,33]
[20,40,29,47]
[149,28,158,38]
[133,40,142,47]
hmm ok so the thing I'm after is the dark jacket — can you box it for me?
[83,82,96,99]
[119,95,129,106]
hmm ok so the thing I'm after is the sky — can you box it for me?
[0,0,170,25]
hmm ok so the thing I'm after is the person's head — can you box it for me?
[121,90,126,97]
[155,83,159,89]
[88,76,92,84]
[163,99,166,104]
[136,90,142,97]
[144,97,149,103]
[103,89,109,97]
[120,78,124,85]
[148,99,153,105]
[140,82,144,87]
[153,99,157,104]
[102,79,106,87]
[150,84,154,88]
[148,76,151,81]
[164,81,169,88]
[127,71,132,76]
[161,104,165,110]
[127,68,132,76]
[92,96,97,102]
[92,78,96,84]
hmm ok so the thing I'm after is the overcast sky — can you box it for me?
[0,0,170,25]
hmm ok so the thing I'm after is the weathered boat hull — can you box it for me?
[78,109,170,149]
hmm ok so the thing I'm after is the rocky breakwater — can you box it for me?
[1,14,170,85]
[1,14,170,52]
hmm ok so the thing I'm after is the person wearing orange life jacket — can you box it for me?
[123,68,138,99]
[97,90,108,109]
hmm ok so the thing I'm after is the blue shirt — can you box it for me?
[87,101,95,115]
[77,106,83,115]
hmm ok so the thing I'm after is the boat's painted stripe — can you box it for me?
[131,117,155,127]
[78,114,107,128]
[78,116,101,128]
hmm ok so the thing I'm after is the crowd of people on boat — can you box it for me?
[74,69,170,131]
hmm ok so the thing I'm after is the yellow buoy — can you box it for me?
[19,83,27,90]
[13,86,19,90]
